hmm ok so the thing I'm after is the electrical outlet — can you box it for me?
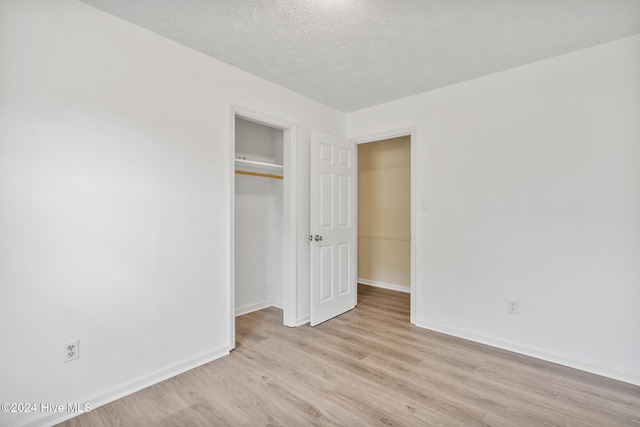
[64,339,79,363]
[507,299,519,315]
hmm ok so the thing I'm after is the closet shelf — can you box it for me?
[235,159,283,175]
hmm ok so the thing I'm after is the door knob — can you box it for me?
[314,235,323,241]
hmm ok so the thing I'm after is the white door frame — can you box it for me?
[229,104,298,350]
[353,126,417,324]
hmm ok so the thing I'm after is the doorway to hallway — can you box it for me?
[357,136,411,295]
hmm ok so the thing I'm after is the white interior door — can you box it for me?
[310,130,357,326]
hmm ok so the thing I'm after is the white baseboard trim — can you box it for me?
[14,346,229,427]
[358,278,410,293]
[235,299,274,316]
[415,319,640,387]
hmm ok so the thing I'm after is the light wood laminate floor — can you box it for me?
[59,284,640,426]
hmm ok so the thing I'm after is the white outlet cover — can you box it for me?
[507,299,520,315]
[64,339,80,362]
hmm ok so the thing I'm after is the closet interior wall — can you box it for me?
[234,117,284,315]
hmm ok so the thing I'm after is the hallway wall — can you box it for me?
[358,137,411,290]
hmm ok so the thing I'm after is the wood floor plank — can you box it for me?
[58,284,640,426]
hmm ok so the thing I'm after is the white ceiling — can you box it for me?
[79,0,640,112]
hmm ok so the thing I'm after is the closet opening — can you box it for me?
[230,107,298,350]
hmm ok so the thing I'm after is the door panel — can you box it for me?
[310,130,357,326]
[319,245,333,302]
[320,172,333,228]
[338,175,350,227]
[338,242,350,295]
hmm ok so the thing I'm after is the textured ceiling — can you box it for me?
[79,0,640,112]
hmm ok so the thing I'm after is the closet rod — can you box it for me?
[235,170,283,180]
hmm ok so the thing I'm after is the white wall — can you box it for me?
[0,1,343,425]
[235,118,284,314]
[1,4,637,426]
[348,35,640,385]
